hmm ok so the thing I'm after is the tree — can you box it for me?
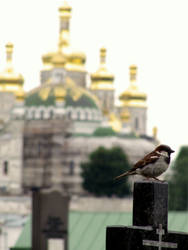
[81,146,131,197]
[168,146,188,210]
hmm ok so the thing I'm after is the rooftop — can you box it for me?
[11,211,188,250]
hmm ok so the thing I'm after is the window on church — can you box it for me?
[69,161,74,176]
[41,110,44,120]
[85,112,88,120]
[77,111,80,120]
[67,111,72,119]
[49,110,54,119]
[3,161,8,175]
[25,110,28,119]
[135,117,139,130]
[92,112,95,120]
[32,110,35,119]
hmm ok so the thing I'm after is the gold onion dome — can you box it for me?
[0,43,24,92]
[51,51,66,67]
[91,47,114,90]
[42,1,86,72]
[65,50,86,71]
[119,65,147,107]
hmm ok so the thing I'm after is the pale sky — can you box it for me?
[0,0,187,156]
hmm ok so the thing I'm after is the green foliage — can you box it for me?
[93,127,116,136]
[168,146,188,210]
[81,146,131,197]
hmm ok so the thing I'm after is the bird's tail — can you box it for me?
[114,170,136,180]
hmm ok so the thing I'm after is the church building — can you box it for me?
[0,1,156,195]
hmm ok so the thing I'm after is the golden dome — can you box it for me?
[42,1,86,73]
[119,65,147,108]
[65,50,86,71]
[51,51,66,67]
[0,43,24,93]
[90,47,114,90]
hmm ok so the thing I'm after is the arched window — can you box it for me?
[3,161,8,175]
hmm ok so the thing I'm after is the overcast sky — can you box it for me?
[0,0,187,156]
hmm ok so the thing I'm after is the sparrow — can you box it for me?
[114,144,175,181]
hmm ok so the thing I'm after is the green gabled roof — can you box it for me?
[11,211,188,250]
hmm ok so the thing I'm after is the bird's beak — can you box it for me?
[171,149,175,153]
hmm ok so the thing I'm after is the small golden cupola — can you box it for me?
[42,0,72,70]
[65,50,86,72]
[0,43,24,95]
[119,65,147,107]
[42,1,86,72]
[59,1,86,71]
[90,47,114,90]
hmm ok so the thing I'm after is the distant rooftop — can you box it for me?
[11,211,188,250]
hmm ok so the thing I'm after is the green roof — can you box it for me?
[11,211,188,250]
[25,82,100,110]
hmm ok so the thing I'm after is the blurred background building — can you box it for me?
[2,1,188,250]
[0,1,157,196]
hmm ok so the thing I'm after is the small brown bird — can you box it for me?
[114,144,175,181]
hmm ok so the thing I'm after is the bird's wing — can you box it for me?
[132,151,160,170]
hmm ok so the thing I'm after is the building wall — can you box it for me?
[0,120,24,194]
[0,92,15,123]
[128,106,147,135]
[67,71,87,88]
[21,118,155,196]
[90,89,114,114]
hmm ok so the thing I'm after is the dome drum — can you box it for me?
[119,93,147,102]
[91,75,114,82]
[0,76,24,85]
